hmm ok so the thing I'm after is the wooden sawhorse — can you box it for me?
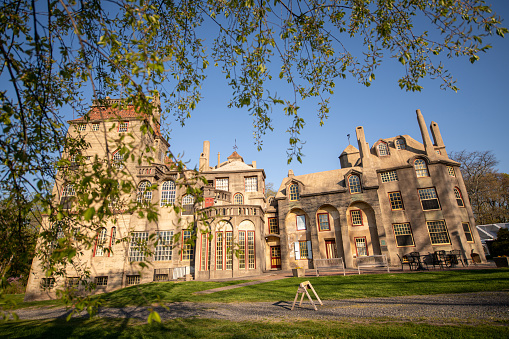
[291,281,323,311]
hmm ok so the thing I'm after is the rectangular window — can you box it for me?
[296,215,306,231]
[154,231,173,261]
[126,275,140,286]
[245,177,258,192]
[182,230,193,261]
[380,170,398,183]
[200,234,209,271]
[92,123,100,131]
[65,277,79,288]
[350,210,363,226]
[418,188,440,210]
[299,241,308,258]
[393,223,415,247]
[318,213,330,231]
[118,121,129,132]
[129,232,148,262]
[427,220,451,245]
[388,191,404,210]
[154,269,170,282]
[41,278,56,289]
[447,166,456,177]
[94,276,108,287]
[463,222,474,243]
[268,218,279,234]
[216,178,229,191]
[355,237,368,256]
[247,231,255,269]
[216,231,223,270]
[239,231,246,269]
[225,231,233,270]
[76,124,86,132]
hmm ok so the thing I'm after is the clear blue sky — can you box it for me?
[164,2,509,187]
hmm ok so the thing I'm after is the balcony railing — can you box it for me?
[201,204,263,219]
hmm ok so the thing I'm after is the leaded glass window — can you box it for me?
[160,181,176,206]
[348,175,362,194]
[414,159,429,177]
[154,231,173,261]
[427,220,450,245]
[380,171,398,183]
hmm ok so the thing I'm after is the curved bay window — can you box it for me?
[289,183,299,201]
[137,181,152,203]
[160,180,176,206]
[414,159,429,177]
[348,175,362,194]
[234,193,244,204]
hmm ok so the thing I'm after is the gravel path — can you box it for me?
[14,291,509,323]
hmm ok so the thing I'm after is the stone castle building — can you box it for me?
[24,101,486,300]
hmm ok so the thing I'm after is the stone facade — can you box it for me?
[24,105,485,301]
[268,110,486,271]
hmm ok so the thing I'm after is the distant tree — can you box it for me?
[265,182,278,198]
[450,150,509,225]
[490,228,509,257]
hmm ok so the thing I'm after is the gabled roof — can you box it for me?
[341,144,359,155]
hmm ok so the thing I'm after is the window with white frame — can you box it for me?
[454,187,465,207]
[418,188,440,210]
[348,175,362,194]
[182,194,195,215]
[289,183,299,200]
[393,223,415,247]
[447,166,456,177]
[182,230,193,260]
[118,121,129,132]
[92,123,100,131]
[355,237,368,256]
[294,240,312,259]
[350,210,363,226]
[247,231,255,269]
[380,170,398,183]
[395,138,406,150]
[296,215,306,231]
[234,193,244,204]
[427,220,450,245]
[129,232,148,262]
[154,231,173,261]
[377,142,389,156]
[112,150,124,169]
[239,231,246,269]
[126,275,140,285]
[160,180,176,206]
[245,177,258,192]
[94,228,108,257]
[414,159,429,177]
[216,178,229,191]
[200,234,209,271]
[216,231,223,270]
[137,181,152,203]
[225,231,233,270]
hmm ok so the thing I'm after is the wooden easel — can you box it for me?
[291,281,323,311]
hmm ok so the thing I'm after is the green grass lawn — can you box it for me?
[98,268,509,306]
[0,317,508,339]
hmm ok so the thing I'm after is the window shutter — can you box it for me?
[294,242,300,260]
[307,241,312,259]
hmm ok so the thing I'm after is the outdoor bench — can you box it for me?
[356,254,390,274]
[314,258,345,276]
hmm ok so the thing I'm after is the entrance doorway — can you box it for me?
[270,246,281,269]
[325,240,337,259]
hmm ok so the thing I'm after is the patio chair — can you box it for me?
[450,250,466,267]
[409,252,428,270]
[429,252,444,269]
[397,254,416,271]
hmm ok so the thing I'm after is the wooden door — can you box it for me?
[325,240,337,259]
[270,246,281,269]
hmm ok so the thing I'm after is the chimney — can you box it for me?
[217,152,220,167]
[199,140,210,171]
[355,126,371,168]
[416,109,435,158]
[430,121,447,156]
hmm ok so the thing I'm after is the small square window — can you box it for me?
[388,192,404,210]
[395,139,406,150]
[216,178,229,191]
[95,276,108,287]
[447,166,456,177]
[126,275,140,286]
[269,218,279,234]
[296,215,306,231]
[318,213,330,231]
[92,123,100,131]
[118,121,129,133]
[380,171,398,183]
[245,177,258,192]
[76,124,86,132]
[41,278,56,289]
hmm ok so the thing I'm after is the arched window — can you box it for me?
[160,180,176,206]
[112,150,124,169]
[454,188,465,207]
[234,193,244,204]
[395,138,406,150]
[289,183,299,201]
[414,159,429,177]
[348,175,362,194]
[137,181,152,203]
[182,194,195,215]
[94,227,108,257]
[377,142,389,156]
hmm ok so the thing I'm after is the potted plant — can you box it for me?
[292,266,305,277]
[490,228,509,267]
